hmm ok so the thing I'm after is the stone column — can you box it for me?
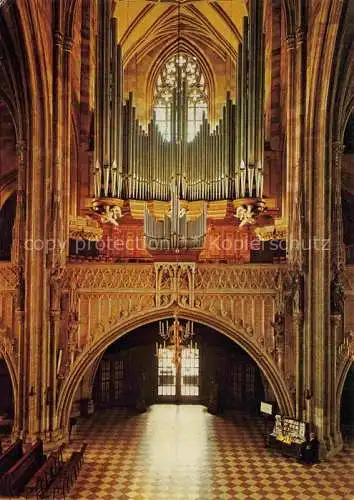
[271,311,285,374]
[48,264,65,441]
[330,314,343,449]
[329,142,345,451]
[293,311,304,419]
[44,26,74,444]
[285,33,296,248]
[290,26,306,269]
[307,138,344,458]
[43,28,66,443]
[52,30,65,264]
[12,141,28,440]
[292,25,307,424]
[62,35,74,255]
[331,142,345,269]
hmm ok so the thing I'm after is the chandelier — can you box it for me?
[156,315,196,367]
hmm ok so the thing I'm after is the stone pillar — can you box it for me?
[293,311,304,419]
[285,33,296,243]
[331,142,345,269]
[306,140,344,458]
[271,311,285,374]
[290,26,306,269]
[62,35,74,254]
[329,142,345,452]
[48,264,64,440]
[286,25,306,267]
[330,314,343,450]
[12,310,25,440]
[11,141,26,267]
[44,25,74,444]
[12,141,28,440]
[52,30,65,263]
[292,25,307,425]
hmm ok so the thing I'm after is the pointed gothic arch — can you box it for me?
[0,344,18,435]
[57,306,294,438]
[337,357,354,441]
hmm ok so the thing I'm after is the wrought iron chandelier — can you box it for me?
[156,315,196,367]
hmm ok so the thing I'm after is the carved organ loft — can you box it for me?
[0,0,353,464]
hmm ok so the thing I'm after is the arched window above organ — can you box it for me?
[153,54,208,142]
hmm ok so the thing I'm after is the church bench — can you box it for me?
[47,459,75,500]
[0,439,23,476]
[46,443,87,499]
[70,442,87,471]
[47,473,68,499]
[0,439,45,496]
[24,444,65,499]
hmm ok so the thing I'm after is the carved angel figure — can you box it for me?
[101,205,122,226]
[234,204,255,227]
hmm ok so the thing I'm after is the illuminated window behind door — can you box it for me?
[100,359,110,404]
[157,348,176,396]
[181,347,199,396]
[157,347,199,398]
[113,359,124,400]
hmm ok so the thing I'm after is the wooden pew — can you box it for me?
[0,439,45,496]
[0,439,23,476]
[47,442,87,499]
[70,442,87,472]
[24,444,65,499]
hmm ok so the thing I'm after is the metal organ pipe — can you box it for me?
[117,44,123,198]
[102,0,110,169]
[110,18,118,196]
[94,6,265,215]
[257,32,265,198]
[241,16,248,187]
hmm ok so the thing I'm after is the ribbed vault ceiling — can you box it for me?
[115,0,247,65]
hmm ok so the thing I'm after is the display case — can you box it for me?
[268,414,308,458]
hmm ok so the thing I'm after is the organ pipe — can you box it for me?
[94,5,264,206]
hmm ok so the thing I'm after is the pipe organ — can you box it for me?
[144,181,207,251]
[93,0,264,249]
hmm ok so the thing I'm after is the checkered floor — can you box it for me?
[65,405,354,499]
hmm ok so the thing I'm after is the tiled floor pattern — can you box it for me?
[64,405,354,500]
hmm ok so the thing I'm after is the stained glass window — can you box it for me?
[154,54,208,142]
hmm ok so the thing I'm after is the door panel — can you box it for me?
[157,347,200,402]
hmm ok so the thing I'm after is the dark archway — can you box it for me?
[340,362,354,445]
[0,97,17,261]
[0,192,16,260]
[58,306,294,438]
[342,113,354,262]
[92,321,266,414]
[0,358,14,436]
